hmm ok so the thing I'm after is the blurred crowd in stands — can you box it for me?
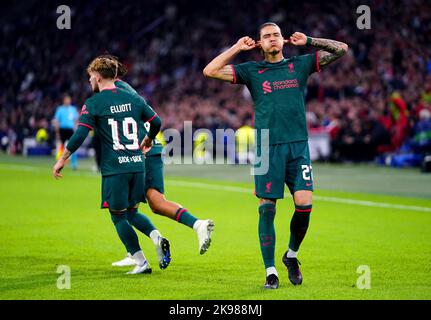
[1,0,431,163]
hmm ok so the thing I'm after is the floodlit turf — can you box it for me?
[0,154,430,300]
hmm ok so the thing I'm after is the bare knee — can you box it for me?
[259,198,277,206]
[293,191,312,206]
[149,202,160,214]
[148,199,161,214]
[147,189,166,214]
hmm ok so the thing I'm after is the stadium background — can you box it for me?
[0,0,430,300]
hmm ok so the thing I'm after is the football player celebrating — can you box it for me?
[203,23,347,288]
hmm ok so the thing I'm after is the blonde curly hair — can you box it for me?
[87,54,127,79]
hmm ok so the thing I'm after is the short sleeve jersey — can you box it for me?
[78,87,157,176]
[114,80,163,156]
[54,105,79,129]
[232,53,319,145]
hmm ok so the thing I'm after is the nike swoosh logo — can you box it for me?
[262,241,273,246]
[258,68,269,74]
[306,183,312,187]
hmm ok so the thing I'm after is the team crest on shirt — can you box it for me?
[265,181,272,193]
[262,78,299,94]
[288,63,295,73]
[80,105,89,115]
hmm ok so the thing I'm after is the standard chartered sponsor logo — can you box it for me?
[272,79,299,90]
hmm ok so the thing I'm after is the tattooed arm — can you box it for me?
[52,148,72,179]
[61,149,72,161]
[310,37,348,67]
[203,36,258,82]
[288,32,348,68]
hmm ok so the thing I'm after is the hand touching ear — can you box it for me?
[235,36,259,51]
[288,32,307,46]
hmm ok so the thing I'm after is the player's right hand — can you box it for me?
[235,37,258,51]
[289,32,307,46]
[141,135,153,155]
[52,159,65,179]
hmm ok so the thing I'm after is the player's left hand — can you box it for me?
[289,32,307,46]
[53,159,65,179]
[141,136,153,154]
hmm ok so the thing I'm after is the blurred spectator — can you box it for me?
[410,109,431,155]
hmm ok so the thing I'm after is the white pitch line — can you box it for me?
[0,164,41,172]
[165,180,431,213]
[1,163,430,212]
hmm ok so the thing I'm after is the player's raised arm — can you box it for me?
[203,36,258,82]
[52,125,91,179]
[289,32,348,68]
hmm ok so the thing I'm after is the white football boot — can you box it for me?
[126,260,152,275]
[193,219,215,254]
[112,253,136,267]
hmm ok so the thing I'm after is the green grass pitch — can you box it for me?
[0,154,430,300]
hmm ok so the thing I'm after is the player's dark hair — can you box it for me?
[99,54,128,78]
[258,22,280,39]
[87,54,128,79]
